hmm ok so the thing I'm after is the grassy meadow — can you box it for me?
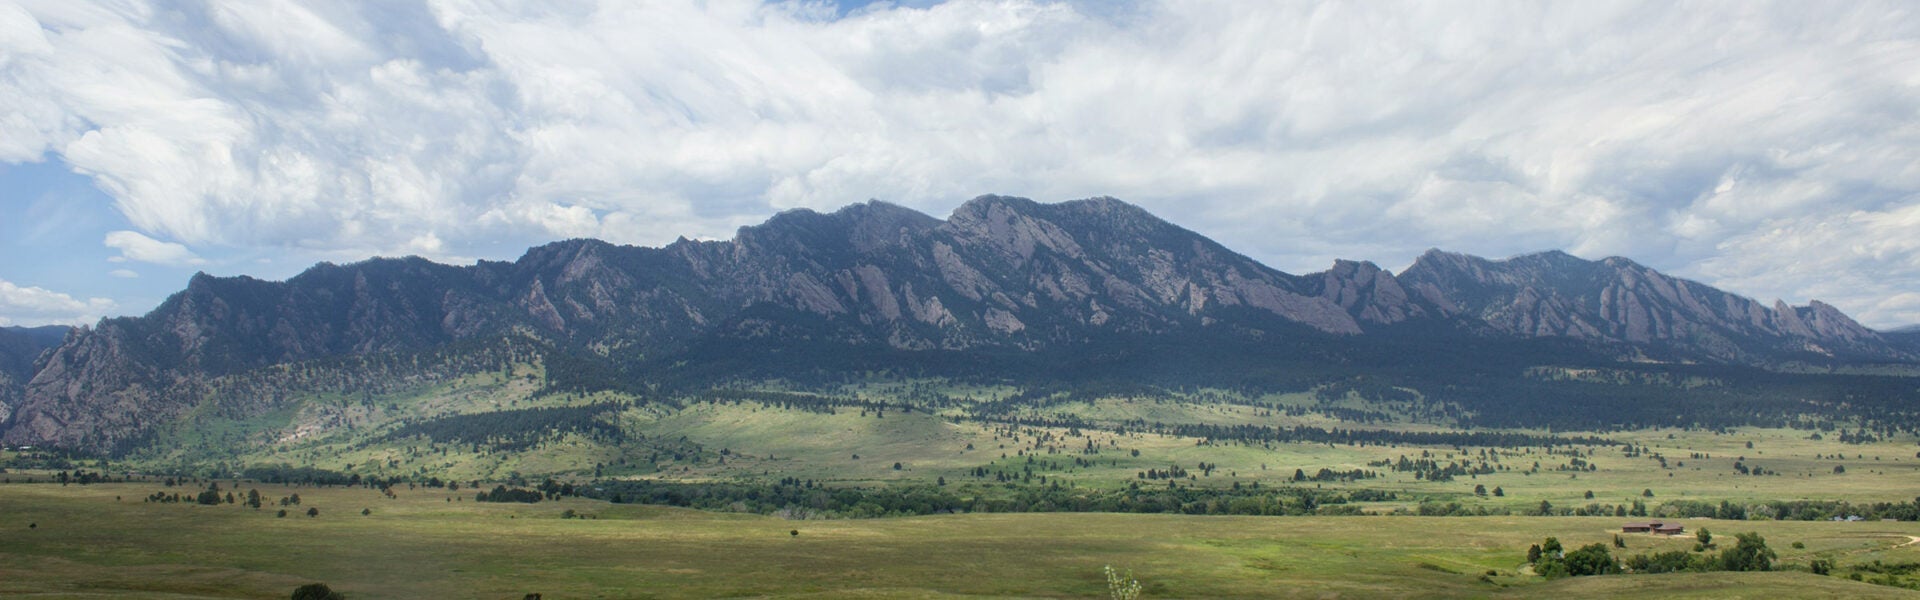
[124,370,1920,514]
[3,481,1919,599]
[11,365,1920,597]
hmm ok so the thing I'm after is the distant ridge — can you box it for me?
[3,196,1909,453]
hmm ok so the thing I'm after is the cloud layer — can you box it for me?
[2,1,1917,326]
[104,230,203,266]
[0,278,113,327]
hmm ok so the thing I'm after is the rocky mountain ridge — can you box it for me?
[2,196,1907,452]
[0,325,68,424]
[1397,249,1888,359]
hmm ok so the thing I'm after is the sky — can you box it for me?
[1,1,1917,329]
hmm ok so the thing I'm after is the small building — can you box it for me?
[1622,521,1685,535]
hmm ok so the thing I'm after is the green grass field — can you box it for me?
[16,369,1920,597]
[60,380,1920,526]
[85,364,1920,512]
[3,482,1919,599]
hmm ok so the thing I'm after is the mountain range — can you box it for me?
[2,195,1913,454]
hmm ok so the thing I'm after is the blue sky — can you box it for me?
[3,1,1919,328]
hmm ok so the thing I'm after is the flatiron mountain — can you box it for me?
[3,195,1910,454]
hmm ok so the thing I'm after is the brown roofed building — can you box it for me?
[1622,521,1685,535]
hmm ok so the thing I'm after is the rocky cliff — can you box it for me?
[1396,249,1896,360]
[3,196,1906,452]
[0,325,67,424]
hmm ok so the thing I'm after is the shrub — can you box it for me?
[1718,533,1776,572]
[1810,559,1833,575]
[1104,565,1143,600]
[291,583,344,600]
[1560,543,1620,577]
[1625,550,1701,574]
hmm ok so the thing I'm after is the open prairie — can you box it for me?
[3,481,1920,599]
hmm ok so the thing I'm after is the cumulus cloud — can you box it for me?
[1,1,1917,325]
[104,230,204,266]
[0,278,114,326]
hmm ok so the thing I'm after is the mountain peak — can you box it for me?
[1410,248,1473,268]
[1502,250,1597,271]
[1056,195,1147,215]
[1599,255,1644,269]
[5,196,1911,454]
[948,194,1041,223]
[1398,251,1902,359]
[1521,249,1577,260]
[1328,259,1384,275]
[831,199,934,221]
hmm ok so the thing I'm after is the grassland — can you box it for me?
[18,368,1920,597]
[3,481,1919,599]
[86,374,1920,516]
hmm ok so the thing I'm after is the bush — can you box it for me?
[1561,543,1621,577]
[1531,539,1617,579]
[1719,533,1776,572]
[475,485,543,503]
[1810,559,1834,576]
[291,583,344,600]
[1625,550,1701,574]
[1104,565,1142,600]
[1621,531,1774,575]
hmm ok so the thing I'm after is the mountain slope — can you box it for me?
[0,325,68,424]
[3,196,1908,453]
[1397,249,1897,361]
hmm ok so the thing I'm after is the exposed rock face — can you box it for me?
[4,197,1367,451]
[10,321,178,451]
[1396,249,1899,360]
[0,326,68,425]
[1303,260,1429,325]
[3,196,1908,452]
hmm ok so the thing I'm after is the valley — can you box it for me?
[4,197,1920,597]
[9,355,1920,597]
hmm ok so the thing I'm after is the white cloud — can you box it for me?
[104,230,204,267]
[0,278,114,326]
[1697,199,1920,329]
[2,1,1918,326]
